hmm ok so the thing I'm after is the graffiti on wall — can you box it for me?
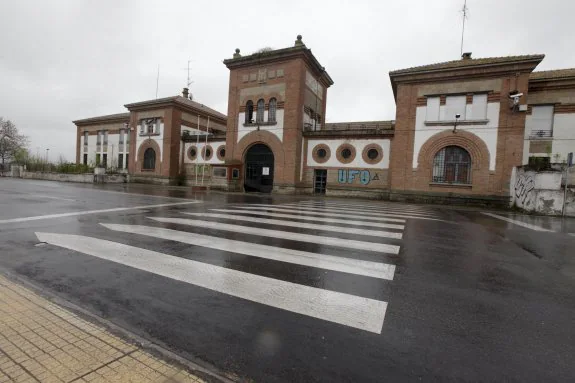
[338,169,379,185]
[514,172,535,208]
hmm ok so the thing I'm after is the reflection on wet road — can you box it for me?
[1,178,575,382]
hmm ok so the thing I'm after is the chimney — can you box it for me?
[462,52,472,60]
[182,88,189,99]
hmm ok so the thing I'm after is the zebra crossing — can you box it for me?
[35,200,441,334]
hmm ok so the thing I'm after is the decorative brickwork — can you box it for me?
[136,139,162,176]
[416,130,491,191]
[335,143,356,164]
[362,143,384,165]
[312,144,331,163]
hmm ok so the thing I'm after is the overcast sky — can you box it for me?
[1,0,574,161]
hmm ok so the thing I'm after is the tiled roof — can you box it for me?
[390,54,545,75]
[125,96,227,120]
[530,68,575,80]
[174,96,227,120]
[73,112,129,125]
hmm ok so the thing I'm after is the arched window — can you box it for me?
[268,98,277,122]
[256,99,265,123]
[245,101,254,124]
[432,146,471,184]
[143,148,156,170]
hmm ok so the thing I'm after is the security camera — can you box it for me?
[455,114,461,119]
[509,92,523,99]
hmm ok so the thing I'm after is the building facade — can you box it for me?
[74,36,575,204]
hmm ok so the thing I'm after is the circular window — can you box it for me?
[216,145,226,161]
[201,145,213,161]
[367,149,379,159]
[312,144,331,164]
[187,146,198,161]
[336,144,356,164]
[362,144,384,164]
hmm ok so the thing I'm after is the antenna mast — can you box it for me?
[460,0,468,57]
[184,60,194,100]
[155,64,160,99]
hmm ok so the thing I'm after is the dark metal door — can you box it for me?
[314,169,327,194]
[244,144,274,193]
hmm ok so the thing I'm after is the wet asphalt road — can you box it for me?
[1,178,575,382]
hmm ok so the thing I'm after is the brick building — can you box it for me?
[74,36,575,204]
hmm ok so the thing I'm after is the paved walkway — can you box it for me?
[0,274,205,383]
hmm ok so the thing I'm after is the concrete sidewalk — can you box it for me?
[0,274,206,383]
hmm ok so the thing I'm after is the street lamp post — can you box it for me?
[45,148,50,172]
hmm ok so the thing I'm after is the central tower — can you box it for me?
[223,35,333,193]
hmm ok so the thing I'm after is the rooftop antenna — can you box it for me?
[183,60,195,100]
[155,64,160,99]
[460,0,469,57]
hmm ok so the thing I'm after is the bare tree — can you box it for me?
[0,117,28,174]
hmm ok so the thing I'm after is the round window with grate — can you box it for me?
[205,149,211,158]
[367,148,379,159]
[190,148,196,157]
[341,148,352,159]
[317,148,327,158]
[219,148,226,158]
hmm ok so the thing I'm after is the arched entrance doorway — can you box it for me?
[244,143,274,193]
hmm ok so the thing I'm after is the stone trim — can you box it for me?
[311,144,331,164]
[201,145,213,161]
[335,143,356,164]
[424,119,489,126]
[187,145,198,161]
[216,145,226,161]
[362,144,384,165]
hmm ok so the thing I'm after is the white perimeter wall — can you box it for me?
[306,139,391,169]
[413,103,500,171]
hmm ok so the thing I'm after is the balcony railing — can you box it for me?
[530,130,553,139]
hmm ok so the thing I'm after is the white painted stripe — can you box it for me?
[569,233,575,237]
[238,204,441,220]
[284,201,438,214]
[36,232,387,333]
[481,213,554,232]
[289,202,434,214]
[209,209,405,230]
[183,213,402,239]
[102,224,396,280]
[149,217,400,254]
[230,206,406,223]
[286,204,439,217]
[0,201,202,225]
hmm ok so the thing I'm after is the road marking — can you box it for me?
[149,217,400,254]
[0,201,202,225]
[235,205,441,221]
[182,212,402,239]
[209,209,405,230]
[36,232,387,334]
[569,233,575,237]
[289,201,434,214]
[28,194,78,202]
[230,206,406,223]
[102,224,396,280]
[279,202,439,216]
[481,213,554,232]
